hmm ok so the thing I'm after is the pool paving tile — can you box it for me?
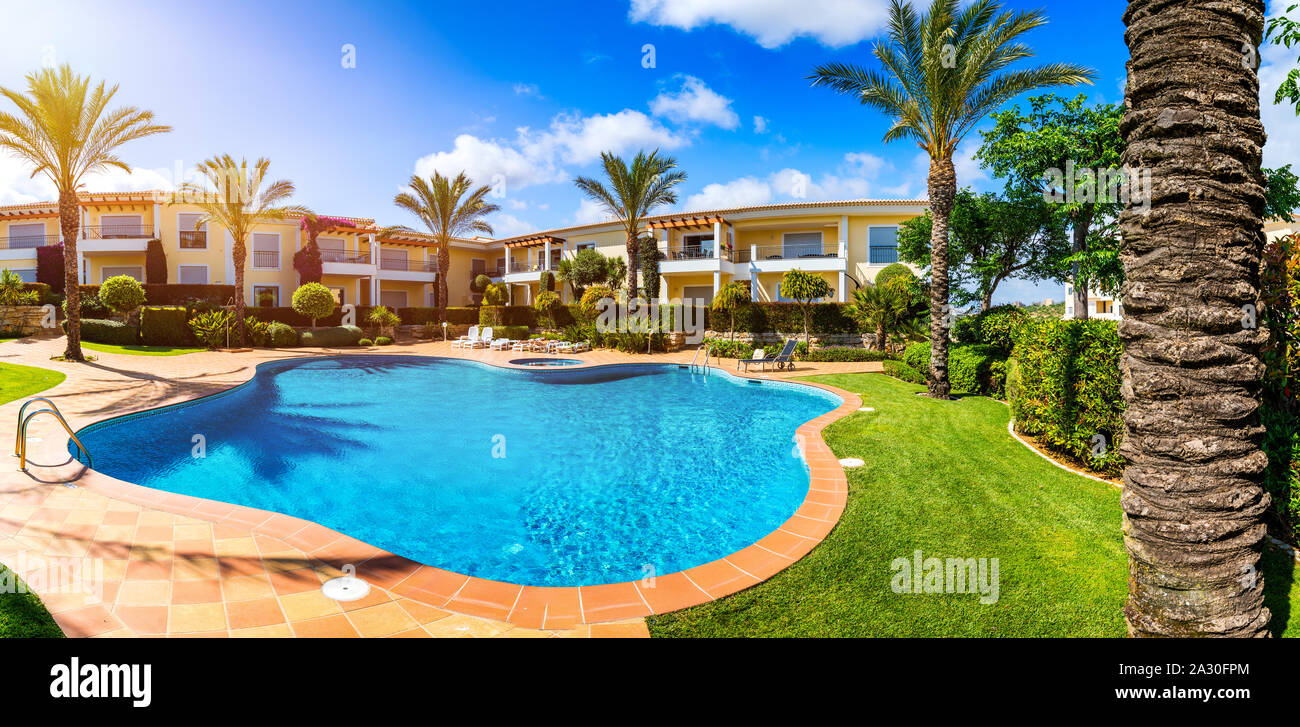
[1,334,861,638]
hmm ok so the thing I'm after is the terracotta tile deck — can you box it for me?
[0,333,867,638]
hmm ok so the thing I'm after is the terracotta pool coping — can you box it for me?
[28,349,859,628]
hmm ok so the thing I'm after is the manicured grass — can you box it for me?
[81,342,204,356]
[0,361,65,406]
[0,565,64,638]
[648,373,1300,637]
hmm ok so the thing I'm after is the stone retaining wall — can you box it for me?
[0,305,51,336]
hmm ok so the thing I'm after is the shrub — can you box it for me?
[539,270,555,293]
[375,336,393,346]
[62,318,135,345]
[0,269,37,305]
[358,338,373,347]
[142,284,235,306]
[882,359,925,384]
[711,282,750,340]
[64,289,111,319]
[903,341,1007,396]
[145,239,167,283]
[299,325,364,347]
[139,306,191,346]
[779,270,833,341]
[189,309,234,349]
[267,321,299,347]
[702,337,755,359]
[954,305,1029,353]
[801,347,899,362]
[471,274,492,294]
[874,263,916,289]
[1262,234,1300,535]
[1010,318,1124,476]
[99,275,146,315]
[533,291,562,329]
[484,281,509,306]
[495,325,529,340]
[243,316,270,347]
[903,340,930,371]
[367,305,400,332]
[579,285,615,321]
[291,282,336,326]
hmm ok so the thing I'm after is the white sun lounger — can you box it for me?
[451,325,479,350]
[470,327,494,348]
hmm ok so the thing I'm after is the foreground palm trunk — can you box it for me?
[626,231,639,299]
[58,190,83,361]
[927,159,955,399]
[1118,0,1271,637]
[232,241,247,347]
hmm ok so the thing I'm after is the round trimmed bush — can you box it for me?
[375,336,392,346]
[874,263,916,290]
[99,275,146,315]
[291,282,336,326]
[358,338,373,347]
[267,321,298,347]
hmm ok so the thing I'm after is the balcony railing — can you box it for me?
[379,258,439,272]
[868,246,899,264]
[82,224,153,239]
[751,242,840,261]
[179,230,207,248]
[658,242,732,262]
[252,250,280,268]
[321,251,370,264]
[508,260,545,273]
[0,234,59,250]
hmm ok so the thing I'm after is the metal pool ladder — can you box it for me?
[688,344,715,375]
[14,396,92,472]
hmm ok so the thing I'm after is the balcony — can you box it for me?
[179,230,208,249]
[82,224,153,240]
[657,240,732,274]
[745,241,846,272]
[251,250,280,269]
[508,260,545,273]
[321,252,374,277]
[377,257,438,282]
[0,234,59,251]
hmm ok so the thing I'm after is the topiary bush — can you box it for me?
[99,275,146,317]
[533,290,562,329]
[139,306,191,346]
[267,321,298,347]
[291,282,337,326]
[874,263,916,289]
[358,338,373,347]
[902,341,1007,396]
[299,325,363,347]
[495,324,529,340]
[375,336,392,346]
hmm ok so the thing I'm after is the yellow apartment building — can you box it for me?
[0,193,926,310]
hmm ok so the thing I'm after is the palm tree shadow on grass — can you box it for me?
[1263,543,1295,637]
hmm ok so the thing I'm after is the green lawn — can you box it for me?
[0,360,66,636]
[648,373,1299,637]
[81,342,204,356]
[0,361,65,406]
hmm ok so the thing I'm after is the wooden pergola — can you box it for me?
[501,233,566,249]
[646,215,728,231]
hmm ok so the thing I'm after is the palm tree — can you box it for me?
[180,155,307,346]
[0,64,170,361]
[574,150,685,299]
[387,172,498,308]
[847,280,913,351]
[810,0,1094,398]
[1117,0,1272,637]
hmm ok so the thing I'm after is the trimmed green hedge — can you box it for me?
[902,342,1007,396]
[1009,318,1124,476]
[299,325,364,347]
[68,318,137,345]
[800,347,898,362]
[139,306,191,346]
[882,359,925,384]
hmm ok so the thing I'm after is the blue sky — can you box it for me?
[2,0,1297,304]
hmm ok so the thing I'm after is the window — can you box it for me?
[318,237,346,262]
[380,290,408,308]
[379,248,409,271]
[99,214,143,238]
[471,258,486,276]
[101,266,142,282]
[177,265,208,285]
[10,269,36,283]
[8,223,47,249]
[681,233,715,259]
[1096,300,1113,315]
[253,285,279,307]
[494,257,505,276]
[427,291,438,307]
[252,233,279,269]
[178,213,207,248]
[549,248,562,268]
[869,226,899,264]
[782,232,822,258]
[576,242,595,252]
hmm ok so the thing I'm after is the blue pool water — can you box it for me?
[74,356,839,586]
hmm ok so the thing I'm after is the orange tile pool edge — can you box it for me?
[26,347,860,627]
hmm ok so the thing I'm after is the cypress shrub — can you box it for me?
[145,239,168,283]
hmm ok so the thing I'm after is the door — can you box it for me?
[682,284,714,305]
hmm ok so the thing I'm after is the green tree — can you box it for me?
[556,248,608,298]
[810,0,1094,398]
[292,282,336,327]
[605,256,629,291]
[710,281,750,341]
[181,155,307,346]
[1265,164,1300,222]
[0,64,171,361]
[98,275,146,318]
[483,282,509,306]
[387,171,499,308]
[897,186,1069,311]
[1267,5,1300,115]
[574,150,685,299]
[533,290,562,329]
[848,278,921,351]
[779,270,832,342]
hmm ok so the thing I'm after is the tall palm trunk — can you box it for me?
[438,241,450,308]
[232,238,247,347]
[626,230,639,298]
[1118,0,1271,637]
[927,159,955,399]
[1071,210,1093,320]
[58,190,83,361]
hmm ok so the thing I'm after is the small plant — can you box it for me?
[710,281,750,341]
[98,275,147,318]
[0,269,37,306]
[533,290,562,329]
[243,316,270,347]
[291,282,336,326]
[579,285,615,322]
[420,321,438,339]
[358,338,373,346]
[779,270,833,342]
[366,305,400,337]
[267,321,298,347]
[188,309,234,349]
[374,336,392,346]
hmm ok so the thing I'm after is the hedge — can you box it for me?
[882,359,925,384]
[903,342,1007,397]
[267,322,298,347]
[299,325,364,347]
[1008,318,1124,477]
[139,306,192,346]
[800,347,899,362]
[248,306,375,327]
[720,302,859,334]
[65,318,137,345]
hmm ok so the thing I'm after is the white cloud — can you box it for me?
[1260,5,1300,171]
[753,115,769,134]
[649,75,739,129]
[414,133,563,191]
[629,0,891,49]
[686,176,774,209]
[572,198,612,225]
[682,151,919,210]
[513,82,542,97]
[527,109,687,165]
[0,155,190,205]
[489,213,538,238]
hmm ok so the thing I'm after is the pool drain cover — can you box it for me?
[839,458,865,468]
[858,407,875,412]
[322,575,371,601]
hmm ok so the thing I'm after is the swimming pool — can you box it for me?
[508,358,583,367]
[74,356,840,587]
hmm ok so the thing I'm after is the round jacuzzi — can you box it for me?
[508,358,584,367]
